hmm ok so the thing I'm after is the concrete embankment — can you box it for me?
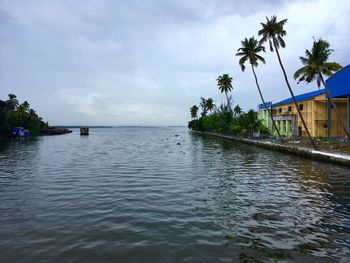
[193,131,350,167]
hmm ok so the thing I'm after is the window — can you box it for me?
[299,104,304,111]
[288,106,292,112]
[279,108,282,113]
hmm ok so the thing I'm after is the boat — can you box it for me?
[80,126,89,135]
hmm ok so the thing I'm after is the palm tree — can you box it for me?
[236,36,283,141]
[233,105,242,117]
[258,15,317,149]
[6,94,19,111]
[200,97,208,116]
[190,105,199,119]
[206,98,215,113]
[294,39,349,140]
[21,101,30,112]
[217,74,233,107]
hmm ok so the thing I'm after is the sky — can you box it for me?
[0,0,349,126]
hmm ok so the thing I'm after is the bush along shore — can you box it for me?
[188,96,269,138]
[0,94,49,141]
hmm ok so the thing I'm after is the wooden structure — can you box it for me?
[270,91,347,137]
[80,126,89,135]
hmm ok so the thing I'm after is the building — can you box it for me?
[258,65,350,138]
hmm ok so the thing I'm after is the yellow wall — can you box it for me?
[272,93,347,137]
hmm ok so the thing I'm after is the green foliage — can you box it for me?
[294,38,342,86]
[0,94,48,140]
[236,37,266,71]
[188,99,269,137]
[217,74,233,107]
[258,15,287,52]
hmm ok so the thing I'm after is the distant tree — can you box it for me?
[6,94,19,111]
[200,97,208,116]
[21,101,30,112]
[233,105,243,117]
[190,105,199,119]
[259,15,316,148]
[294,38,349,140]
[205,98,215,113]
[217,74,233,107]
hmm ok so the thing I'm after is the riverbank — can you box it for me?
[192,130,350,167]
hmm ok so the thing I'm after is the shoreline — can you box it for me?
[192,130,350,167]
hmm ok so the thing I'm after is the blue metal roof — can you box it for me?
[325,64,350,98]
[272,89,325,107]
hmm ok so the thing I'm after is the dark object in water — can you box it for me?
[41,127,72,135]
[80,126,89,135]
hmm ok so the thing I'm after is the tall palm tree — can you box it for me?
[236,36,283,141]
[190,105,199,119]
[205,98,215,113]
[294,39,349,140]
[217,74,233,107]
[258,16,317,149]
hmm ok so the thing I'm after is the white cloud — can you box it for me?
[0,0,349,125]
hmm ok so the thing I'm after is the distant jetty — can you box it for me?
[41,127,72,135]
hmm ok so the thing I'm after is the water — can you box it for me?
[0,127,349,262]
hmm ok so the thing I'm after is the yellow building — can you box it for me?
[258,65,350,138]
[270,89,348,137]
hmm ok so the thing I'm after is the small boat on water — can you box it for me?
[80,126,89,135]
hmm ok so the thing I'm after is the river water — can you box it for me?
[0,127,349,262]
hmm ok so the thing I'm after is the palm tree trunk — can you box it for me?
[272,37,318,149]
[225,92,229,108]
[251,64,284,142]
[319,74,350,141]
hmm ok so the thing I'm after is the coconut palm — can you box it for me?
[190,105,199,119]
[233,105,242,117]
[258,15,317,149]
[294,39,349,140]
[200,97,208,116]
[206,98,215,113]
[217,74,233,107]
[236,36,283,141]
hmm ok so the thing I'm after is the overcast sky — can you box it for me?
[0,0,349,126]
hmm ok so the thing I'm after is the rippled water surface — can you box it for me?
[0,127,349,262]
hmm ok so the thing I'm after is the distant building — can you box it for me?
[258,65,350,138]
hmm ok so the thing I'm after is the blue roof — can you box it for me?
[325,64,350,98]
[272,89,325,107]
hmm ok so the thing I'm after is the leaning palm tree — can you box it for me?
[205,98,215,113]
[294,39,349,140]
[190,105,199,119]
[258,15,317,149]
[236,36,283,141]
[217,74,233,107]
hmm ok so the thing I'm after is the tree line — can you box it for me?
[189,15,347,149]
[0,94,48,141]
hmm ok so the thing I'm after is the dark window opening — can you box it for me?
[299,104,304,111]
[288,106,292,112]
[298,126,302,136]
[279,108,282,113]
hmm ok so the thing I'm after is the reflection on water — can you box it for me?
[0,127,349,262]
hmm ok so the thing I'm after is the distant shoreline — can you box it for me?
[55,125,185,128]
